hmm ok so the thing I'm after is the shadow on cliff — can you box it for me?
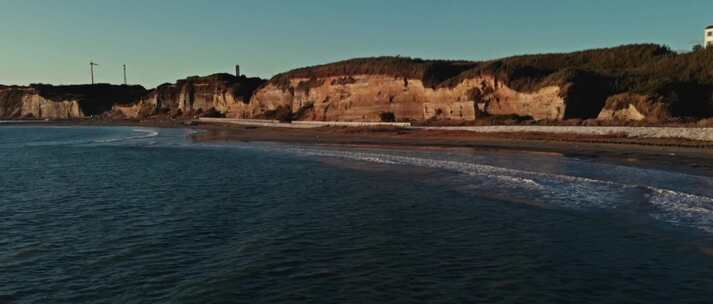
[663,83,713,118]
[30,84,147,116]
[560,70,613,119]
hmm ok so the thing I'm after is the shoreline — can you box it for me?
[190,123,713,177]
[5,119,713,176]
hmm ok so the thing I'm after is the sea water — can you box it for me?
[1,126,713,303]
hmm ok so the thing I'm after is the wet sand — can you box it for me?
[191,123,713,177]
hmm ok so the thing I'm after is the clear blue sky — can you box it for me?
[0,0,710,88]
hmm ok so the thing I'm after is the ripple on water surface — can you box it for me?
[1,126,713,303]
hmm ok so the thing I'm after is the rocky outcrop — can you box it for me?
[112,74,265,119]
[0,86,81,119]
[0,84,146,119]
[597,93,673,121]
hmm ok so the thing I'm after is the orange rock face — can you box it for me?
[242,75,567,122]
[112,74,265,119]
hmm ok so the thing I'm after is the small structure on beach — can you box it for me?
[706,25,713,48]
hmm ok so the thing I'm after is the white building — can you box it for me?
[706,25,713,48]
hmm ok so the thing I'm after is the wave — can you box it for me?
[282,146,713,235]
[1,127,161,147]
[91,129,159,144]
[647,188,713,234]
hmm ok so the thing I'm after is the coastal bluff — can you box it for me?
[3,44,713,123]
[242,44,713,123]
[0,74,265,120]
[111,74,265,119]
[0,84,146,119]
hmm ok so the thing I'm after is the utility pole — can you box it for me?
[123,64,127,85]
[90,61,99,85]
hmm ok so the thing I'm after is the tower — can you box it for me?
[706,25,713,48]
[235,64,241,77]
[90,61,99,84]
[123,64,127,85]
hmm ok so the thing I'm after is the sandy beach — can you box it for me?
[5,119,713,175]
[189,122,713,176]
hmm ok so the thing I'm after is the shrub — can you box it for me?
[198,107,225,118]
[379,112,396,122]
[292,102,314,121]
[262,106,293,122]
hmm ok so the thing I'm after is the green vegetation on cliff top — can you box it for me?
[273,44,713,96]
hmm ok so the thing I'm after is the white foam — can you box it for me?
[647,188,713,234]
[92,128,159,144]
[281,145,713,235]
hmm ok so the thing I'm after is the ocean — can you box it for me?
[1,126,713,303]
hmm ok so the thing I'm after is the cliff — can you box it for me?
[243,44,713,123]
[0,74,265,121]
[4,44,713,123]
[111,73,265,119]
[0,84,146,119]
[248,74,564,122]
[242,57,567,122]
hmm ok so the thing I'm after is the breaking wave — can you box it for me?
[282,146,713,235]
[0,126,161,147]
[91,128,159,144]
[4,125,713,235]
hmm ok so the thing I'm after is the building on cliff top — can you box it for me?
[706,25,713,48]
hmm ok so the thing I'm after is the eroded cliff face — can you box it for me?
[0,84,147,120]
[0,86,89,119]
[19,94,83,119]
[112,74,265,119]
[0,75,265,120]
[239,45,713,123]
[245,75,566,122]
[6,45,712,123]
